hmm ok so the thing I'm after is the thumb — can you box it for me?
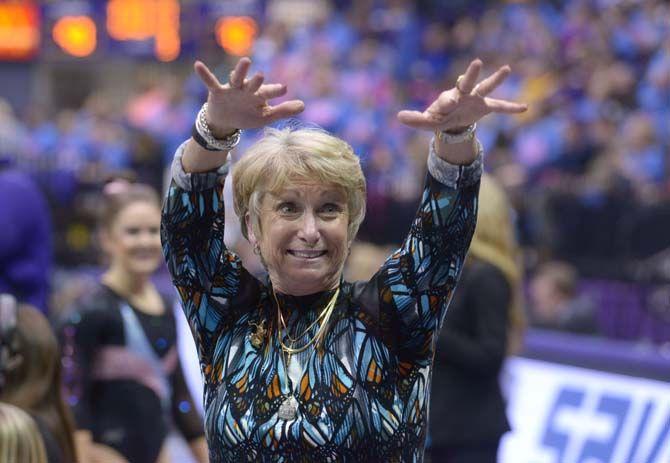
[267,100,306,121]
[397,110,436,130]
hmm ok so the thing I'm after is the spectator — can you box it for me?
[0,294,77,463]
[529,261,598,334]
[59,183,207,463]
[0,159,53,314]
[0,402,47,463]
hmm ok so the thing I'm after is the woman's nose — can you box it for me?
[139,231,159,246]
[297,212,320,243]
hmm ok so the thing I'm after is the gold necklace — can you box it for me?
[275,287,340,355]
[274,288,337,343]
[274,287,340,420]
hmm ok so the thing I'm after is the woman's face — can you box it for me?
[102,201,163,277]
[249,181,349,296]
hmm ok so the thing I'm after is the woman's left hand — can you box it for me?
[397,59,527,132]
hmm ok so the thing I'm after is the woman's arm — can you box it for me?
[368,149,481,360]
[59,303,104,440]
[75,429,129,463]
[188,437,209,463]
[170,358,208,461]
[161,57,304,369]
[364,59,526,360]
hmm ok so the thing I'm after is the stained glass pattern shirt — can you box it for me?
[161,140,481,462]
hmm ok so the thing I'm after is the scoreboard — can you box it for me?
[0,0,262,62]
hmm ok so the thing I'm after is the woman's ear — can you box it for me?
[245,214,263,256]
[245,213,257,246]
[98,228,114,256]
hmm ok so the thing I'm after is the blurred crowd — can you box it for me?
[0,0,669,341]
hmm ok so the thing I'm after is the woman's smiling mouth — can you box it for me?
[287,250,327,259]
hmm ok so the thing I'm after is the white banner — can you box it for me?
[499,357,670,463]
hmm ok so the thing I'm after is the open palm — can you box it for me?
[194,57,305,136]
[397,59,527,132]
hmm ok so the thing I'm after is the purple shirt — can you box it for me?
[0,164,52,313]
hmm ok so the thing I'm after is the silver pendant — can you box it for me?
[278,395,298,420]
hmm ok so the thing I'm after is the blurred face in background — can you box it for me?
[101,200,162,277]
[530,272,572,324]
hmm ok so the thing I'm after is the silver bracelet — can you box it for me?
[435,122,477,144]
[193,102,242,152]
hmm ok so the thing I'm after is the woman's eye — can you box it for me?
[124,227,159,235]
[320,204,342,215]
[278,203,297,214]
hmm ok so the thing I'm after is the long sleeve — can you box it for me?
[435,263,511,376]
[170,358,206,441]
[160,141,260,380]
[362,139,482,361]
[60,304,108,431]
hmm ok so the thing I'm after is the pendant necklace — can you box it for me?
[275,287,340,420]
[277,346,300,420]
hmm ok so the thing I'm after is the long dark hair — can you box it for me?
[0,305,77,462]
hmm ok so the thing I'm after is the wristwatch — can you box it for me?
[435,122,477,144]
[191,102,242,152]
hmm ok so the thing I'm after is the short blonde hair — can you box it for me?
[0,402,47,463]
[232,127,366,242]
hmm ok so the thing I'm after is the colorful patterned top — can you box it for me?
[161,140,482,462]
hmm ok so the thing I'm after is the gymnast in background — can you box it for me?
[60,183,207,463]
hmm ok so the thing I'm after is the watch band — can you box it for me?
[436,122,477,144]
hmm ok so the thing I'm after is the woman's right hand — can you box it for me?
[87,443,129,463]
[194,57,305,136]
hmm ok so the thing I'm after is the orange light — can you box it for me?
[0,2,40,60]
[215,17,258,56]
[106,0,180,61]
[107,0,153,40]
[52,16,97,57]
[155,0,180,62]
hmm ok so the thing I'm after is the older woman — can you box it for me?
[161,57,526,462]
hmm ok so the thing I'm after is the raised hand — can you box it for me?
[194,57,305,136]
[397,59,527,133]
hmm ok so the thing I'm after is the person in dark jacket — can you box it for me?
[0,160,52,314]
[429,174,526,463]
